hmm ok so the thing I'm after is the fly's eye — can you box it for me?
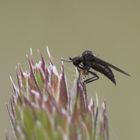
[71,57,81,66]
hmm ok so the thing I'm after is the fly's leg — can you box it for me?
[76,64,99,84]
[77,63,91,71]
[84,71,99,84]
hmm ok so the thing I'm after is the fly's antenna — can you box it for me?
[61,57,72,62]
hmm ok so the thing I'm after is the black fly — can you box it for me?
[61,50,130,85]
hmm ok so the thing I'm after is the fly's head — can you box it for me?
[69,56,82,67]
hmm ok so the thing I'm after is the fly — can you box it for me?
[61,50,130,84]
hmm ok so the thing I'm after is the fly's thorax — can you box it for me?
[82,50,93,56]
[82,52,95,68]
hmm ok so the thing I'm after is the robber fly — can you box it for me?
[61,50,130,84]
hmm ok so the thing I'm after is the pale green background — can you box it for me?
[0,0,139,139]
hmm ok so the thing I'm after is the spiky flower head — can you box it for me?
[6,48,109,140]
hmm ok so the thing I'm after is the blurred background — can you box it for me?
[0,0,139,139]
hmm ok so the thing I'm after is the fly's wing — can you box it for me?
[95,57,130,76]
[91,63,116,84]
